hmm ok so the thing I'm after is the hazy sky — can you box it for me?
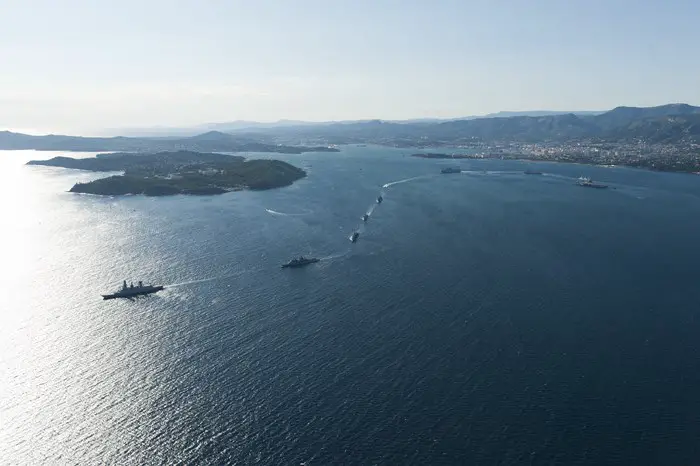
[1,0,699,133]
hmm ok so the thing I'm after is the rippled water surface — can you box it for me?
[2,147,700,465]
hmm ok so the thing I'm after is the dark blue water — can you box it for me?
[3,147,700,464]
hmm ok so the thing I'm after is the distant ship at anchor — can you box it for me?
[576,176,608,189]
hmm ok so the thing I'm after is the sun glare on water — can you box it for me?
[0,150,100,308]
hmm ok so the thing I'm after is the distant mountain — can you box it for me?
[4,104,700,153]
[111,120,341,137]
[205,120,323,131]
[187,130,238,142]
[428,113,599,141]
[479,110,603,119]
[246,104,700,145]
[593,103,700,129]
[0,130,339,154]
[110,111,604,137]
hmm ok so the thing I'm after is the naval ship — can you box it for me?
[102,281,164,300]
[281,256,320,268]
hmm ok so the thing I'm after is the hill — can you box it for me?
[605,113,700,144]
[109,112,605,137]
[594,103,700,129]
[6,103,700,152]
[0,130,339,154]
[248,103,700,145]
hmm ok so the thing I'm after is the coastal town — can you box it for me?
[426,140,700,173]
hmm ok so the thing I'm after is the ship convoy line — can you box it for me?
[102,168,609,299]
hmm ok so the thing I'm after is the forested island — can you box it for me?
[26,150,306,196]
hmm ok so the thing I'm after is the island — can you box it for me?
[26,150,307,196]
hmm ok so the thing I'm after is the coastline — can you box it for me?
[406,149,700,176]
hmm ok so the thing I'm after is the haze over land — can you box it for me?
[108,110,606,138]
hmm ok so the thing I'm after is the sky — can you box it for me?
[1,0,699,134]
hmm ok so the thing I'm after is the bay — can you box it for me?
[2,146,700,464]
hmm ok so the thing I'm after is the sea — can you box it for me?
[2,146,700,465]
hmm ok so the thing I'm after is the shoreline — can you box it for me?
[404,149,700,176]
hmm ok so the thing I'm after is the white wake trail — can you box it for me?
[265,208,310,216]
[321,250,350,261]
[167,268,262,288]
[382,175,433,188]
[167,277,224,287]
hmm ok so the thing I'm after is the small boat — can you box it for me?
[524,169,543,175]
[362,214,369,222]
[281,256,320,268]
[377,195,383,204]
[350,232,360,243]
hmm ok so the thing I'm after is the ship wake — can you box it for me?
[265,208,312,216]
[167,268,261,288]
[382,174,433,188]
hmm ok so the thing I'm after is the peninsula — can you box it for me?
[26,150,306,196]
[1,130,339,154]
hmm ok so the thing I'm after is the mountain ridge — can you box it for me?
[3,103,700,151]
[106,110,605,137]
[250,103,700,144]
